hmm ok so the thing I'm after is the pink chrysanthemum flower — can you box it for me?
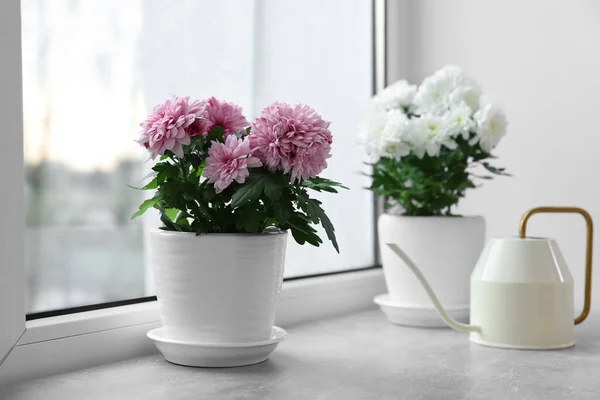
[205,97,249,137]
[137,96,210,159]
[203,135,262,193]
[250,102,332,182]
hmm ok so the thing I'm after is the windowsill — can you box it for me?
[1,268,386,384]
[3,309,600,399]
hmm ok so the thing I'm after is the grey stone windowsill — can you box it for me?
[2,309,600,399]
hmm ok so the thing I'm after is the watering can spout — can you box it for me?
[386,243,480,333]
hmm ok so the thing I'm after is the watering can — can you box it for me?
[386,206,593,349]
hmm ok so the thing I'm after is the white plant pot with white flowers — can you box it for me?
[132,97,345,366]
[378,214,485,327]
[361,66,509,328]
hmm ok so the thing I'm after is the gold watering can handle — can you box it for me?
[519,206,593,325]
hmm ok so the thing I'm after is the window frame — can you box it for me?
[0,0,391,384]
[0,0,26,370]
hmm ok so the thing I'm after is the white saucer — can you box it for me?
[147,326,287,367]
[374,293,469,328]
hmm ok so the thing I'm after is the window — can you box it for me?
[21,0,376,315]
[1,0,386,383]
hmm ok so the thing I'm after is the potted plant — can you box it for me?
[361,66,509,327]
[132,97,345,366]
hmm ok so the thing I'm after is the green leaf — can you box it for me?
[188,171,200,186]
[160,211,179,231]
[152,162,169,173]
[306,198,340,253]
[157,179,186,210]
[142,177,159,190]
[127,176,159,191]
[176,218,190,230]
[200,185,217,203]
[231,173,267,208]
[164,208,179,221]
[207,126,224,143]
[264,179,283,201]
[235,207,264,233]
[274,199,294,224]
[153,162,180,184]
[173,210,191,230]
[188,199,213,222]
[481,162,511,176]
[181,181,197,201]
[302,177,349,193]
[131,195,161,220]
[288,214,322,247]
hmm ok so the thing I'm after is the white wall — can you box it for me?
[391,0,600,310]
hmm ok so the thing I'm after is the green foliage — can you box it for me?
[301,177,349,193]
[207,126,224,143]
[367,136,509,216]
[131,195,160,220]
[131,127,345,251]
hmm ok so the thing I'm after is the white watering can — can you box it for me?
[387,206,593,349]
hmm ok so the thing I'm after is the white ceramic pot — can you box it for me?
[377,214,485,327]
[150,229,287,343]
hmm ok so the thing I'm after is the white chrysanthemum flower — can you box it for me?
[358,111,386,163]
[378,109,411,160]
[413,74,454,114]
[446,102,476,139]
[413,65,482,115]
[406,114,456,158]
[360,66,506,163]
[448,85,481,114]
[372,80,417,111]
[473,102,508,153]
[359,109,411,162]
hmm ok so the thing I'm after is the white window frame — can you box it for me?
[0,0,392,385]
[0,0,27,373]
